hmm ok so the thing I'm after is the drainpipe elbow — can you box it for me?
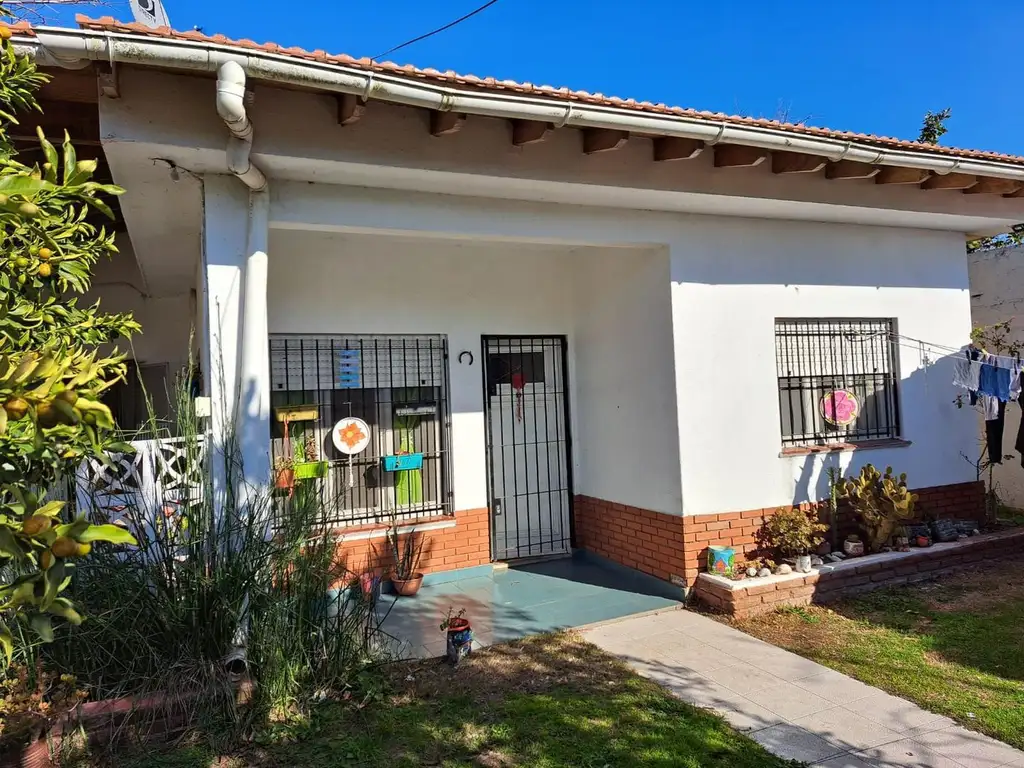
[216,60,252,141]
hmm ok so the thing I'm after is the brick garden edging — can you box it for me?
[694,527,1024,619]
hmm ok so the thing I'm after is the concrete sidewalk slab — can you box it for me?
[581,608,1024,768]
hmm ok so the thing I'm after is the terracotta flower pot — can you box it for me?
[275,468,295,490]
[391,573,424,596]
[844,538,865,557]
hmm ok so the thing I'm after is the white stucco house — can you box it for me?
[13,15,1024,587]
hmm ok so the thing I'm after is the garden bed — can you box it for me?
[695,527,1024,618]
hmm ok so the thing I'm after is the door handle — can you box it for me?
[493,499,503,516]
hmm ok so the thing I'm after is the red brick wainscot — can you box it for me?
[574,495,685,583]
[695,527,1024,618]
[332,507,490,580]
[681,480,986,584]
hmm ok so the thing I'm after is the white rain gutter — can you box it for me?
[215,60,267,191]
[16,27,1024,183]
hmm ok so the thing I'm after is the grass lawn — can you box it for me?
[732,557,1024,750]
[109,634,800,768]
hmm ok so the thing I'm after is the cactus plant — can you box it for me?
[840,464,918,552]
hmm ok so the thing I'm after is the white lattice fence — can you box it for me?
[72,435,208,523]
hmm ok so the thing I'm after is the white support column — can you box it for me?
[200,174,271,493]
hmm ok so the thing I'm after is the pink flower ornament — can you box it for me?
[821,389,859,426]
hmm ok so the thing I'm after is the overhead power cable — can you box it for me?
[375,0,501,60]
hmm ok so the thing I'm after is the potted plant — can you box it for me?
[273,455,295,491]
[756,507,828,574]
[293,431,329,481]
[440,607,472,664]
[386,519,426,596]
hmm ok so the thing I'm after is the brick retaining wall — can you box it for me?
[694,527,1024,618]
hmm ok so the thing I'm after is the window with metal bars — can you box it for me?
[775,319,901,447]
[269,334,451,526]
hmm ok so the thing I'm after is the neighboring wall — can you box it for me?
[671,220,977,518]
[969,245,1024,509]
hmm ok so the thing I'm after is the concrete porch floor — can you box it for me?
[377,552,682,658]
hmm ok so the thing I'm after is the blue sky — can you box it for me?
[44,0,1024,155]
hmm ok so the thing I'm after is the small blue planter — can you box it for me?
[382,453,424,471]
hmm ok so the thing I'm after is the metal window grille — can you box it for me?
[775,319,901,446]
[269,334,451,526]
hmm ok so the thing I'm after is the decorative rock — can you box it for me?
[757,568,771,578]
[881,546,893,553]
[776,563,793,575]
[831,551,846,559]
[826,554,843,563]
[972,529,981,537]
[958,533,968,541]
[746,567,758,578]
[810,556,824,566]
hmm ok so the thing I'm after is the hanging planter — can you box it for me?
[382,453,424,472]
[274,466,295,491]
[294,460,329,480]
[274,404,319,423]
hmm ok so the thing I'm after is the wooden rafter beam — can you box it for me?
[511,119,552,146]
[921,172,977,190]
[825,160,880,180]
[713,144,768,168]
[653,136,704,162]
[430,111,466,136]
[583,128,628,154]
[771,151,826,175]
[337,94,367,126]
[875,166,931,185]
[965,177,1022,196]
[1003,186,1024,198]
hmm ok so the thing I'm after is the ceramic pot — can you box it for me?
[916,535,931,548]
[795,554,813,573]
[446,618,473,664]
[844,538,865,557]
[391,573,424,597]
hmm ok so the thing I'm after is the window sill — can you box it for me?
[780,438,912,457]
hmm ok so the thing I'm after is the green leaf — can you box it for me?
[41,560,66,610]
[77,524,136,546]
[54,517,89,539]
[29,613,53,642]
[0,621,12,665]
[47,597,83,625]
[35,500,65,518]
[0,526,27,562]
[62,130,77,186]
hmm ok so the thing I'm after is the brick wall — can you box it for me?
[332,507,490,582]
[575,481,986,589]
[681,480,985,582]
[695,527,1024,618]
[574,495,685,582]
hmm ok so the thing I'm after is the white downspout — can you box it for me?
[215,60,267,192]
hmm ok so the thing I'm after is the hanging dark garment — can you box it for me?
[1017,398,1024,468]
[987,399,1007,465]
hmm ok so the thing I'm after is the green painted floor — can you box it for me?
[377,552,683,658]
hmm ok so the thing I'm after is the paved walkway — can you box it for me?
[581,608,1024,768]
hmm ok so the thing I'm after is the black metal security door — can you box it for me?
[482,336,574,561]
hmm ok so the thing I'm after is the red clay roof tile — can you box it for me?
[14,14,1012,168]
